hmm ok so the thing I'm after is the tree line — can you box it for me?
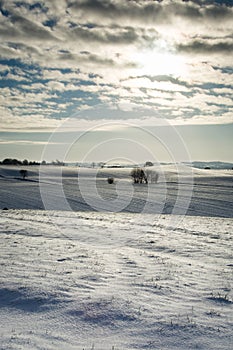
[0,158,65,166]
[0,158,40,165]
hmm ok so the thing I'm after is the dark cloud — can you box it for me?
[183,1,233,7]
[67,0,233,23]
[57,50,117,67]
[82,52,115,66]
[7,42,41,55]
[124,75,190,88]
[70,25,158,46]
[71,25,138,44]
[68,0,168,23]
[79,51,137,68]
[177,40,233,54]
[124,74,232,97]
[0,12,57,41]
[204,4,233,19]
[192,33,233,40]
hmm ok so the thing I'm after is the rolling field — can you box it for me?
[0,165,232,349]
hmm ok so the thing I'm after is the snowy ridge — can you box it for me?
[0,210,232,349]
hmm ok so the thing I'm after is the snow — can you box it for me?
[0,166,232,349]
[0,165,232,217]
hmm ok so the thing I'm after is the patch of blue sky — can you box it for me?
[197,0,233,5]
[0,60,95,86]
[181,108,202,118]
[14,1,48,13]
[0,6,10,17]
[59,68,74,74]
[206,104,231,115]
[68,22,78,29]
[179,90,197,98]
[88,72,101,79]
[43,18,57,29]
[48,95,101,120]
[0,68,9,77]
[0,79,31,88]
[0,74,49,88]
[199,82,232,90]
[67,21,97,29]
[212,66,233,74]
[213,0,233,5]
[0,58,42,76]
[82,23,97,29]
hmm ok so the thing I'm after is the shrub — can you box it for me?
[19,169,28,179]
[107,177,114,184]
[130,168,148,184]
[145,161,153,167]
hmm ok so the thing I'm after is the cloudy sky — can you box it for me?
[0,0,232,162]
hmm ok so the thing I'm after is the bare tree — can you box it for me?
[130,168,148,184]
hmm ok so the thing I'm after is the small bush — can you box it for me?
[145,161,153,167]
[19,169,28,179]
[107,177,114,184]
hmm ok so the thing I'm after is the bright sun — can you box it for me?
[134,49,187,77]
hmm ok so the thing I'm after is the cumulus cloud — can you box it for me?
[177,40,233,54]
[68,25,158,46]
[0,0,232,129]
[67,0,233,25]
[0,109,61,131]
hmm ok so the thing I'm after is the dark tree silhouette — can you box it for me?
[107,177,114,184]
[19,169,28,180]
[145,161,153,167]
[130,168,148,184]
[2,158,22,165]
[1,158,39,165]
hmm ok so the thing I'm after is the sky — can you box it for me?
[0,0,232,163]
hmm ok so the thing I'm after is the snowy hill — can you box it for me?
[0,165,232,349]
[0,210,232,350]
[0,165,233,217]
[184,161,233,170]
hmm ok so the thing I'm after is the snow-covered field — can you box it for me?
[0,165,232,217]
[0,166,232,349]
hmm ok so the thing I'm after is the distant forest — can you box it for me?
[0,158,65,166]
[0,158,40,165]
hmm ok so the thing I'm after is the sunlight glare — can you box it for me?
[134,49,187,77]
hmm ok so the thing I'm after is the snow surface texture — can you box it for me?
[0,210,232,350]
[0,166,232,349]
[0,165,233,217]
